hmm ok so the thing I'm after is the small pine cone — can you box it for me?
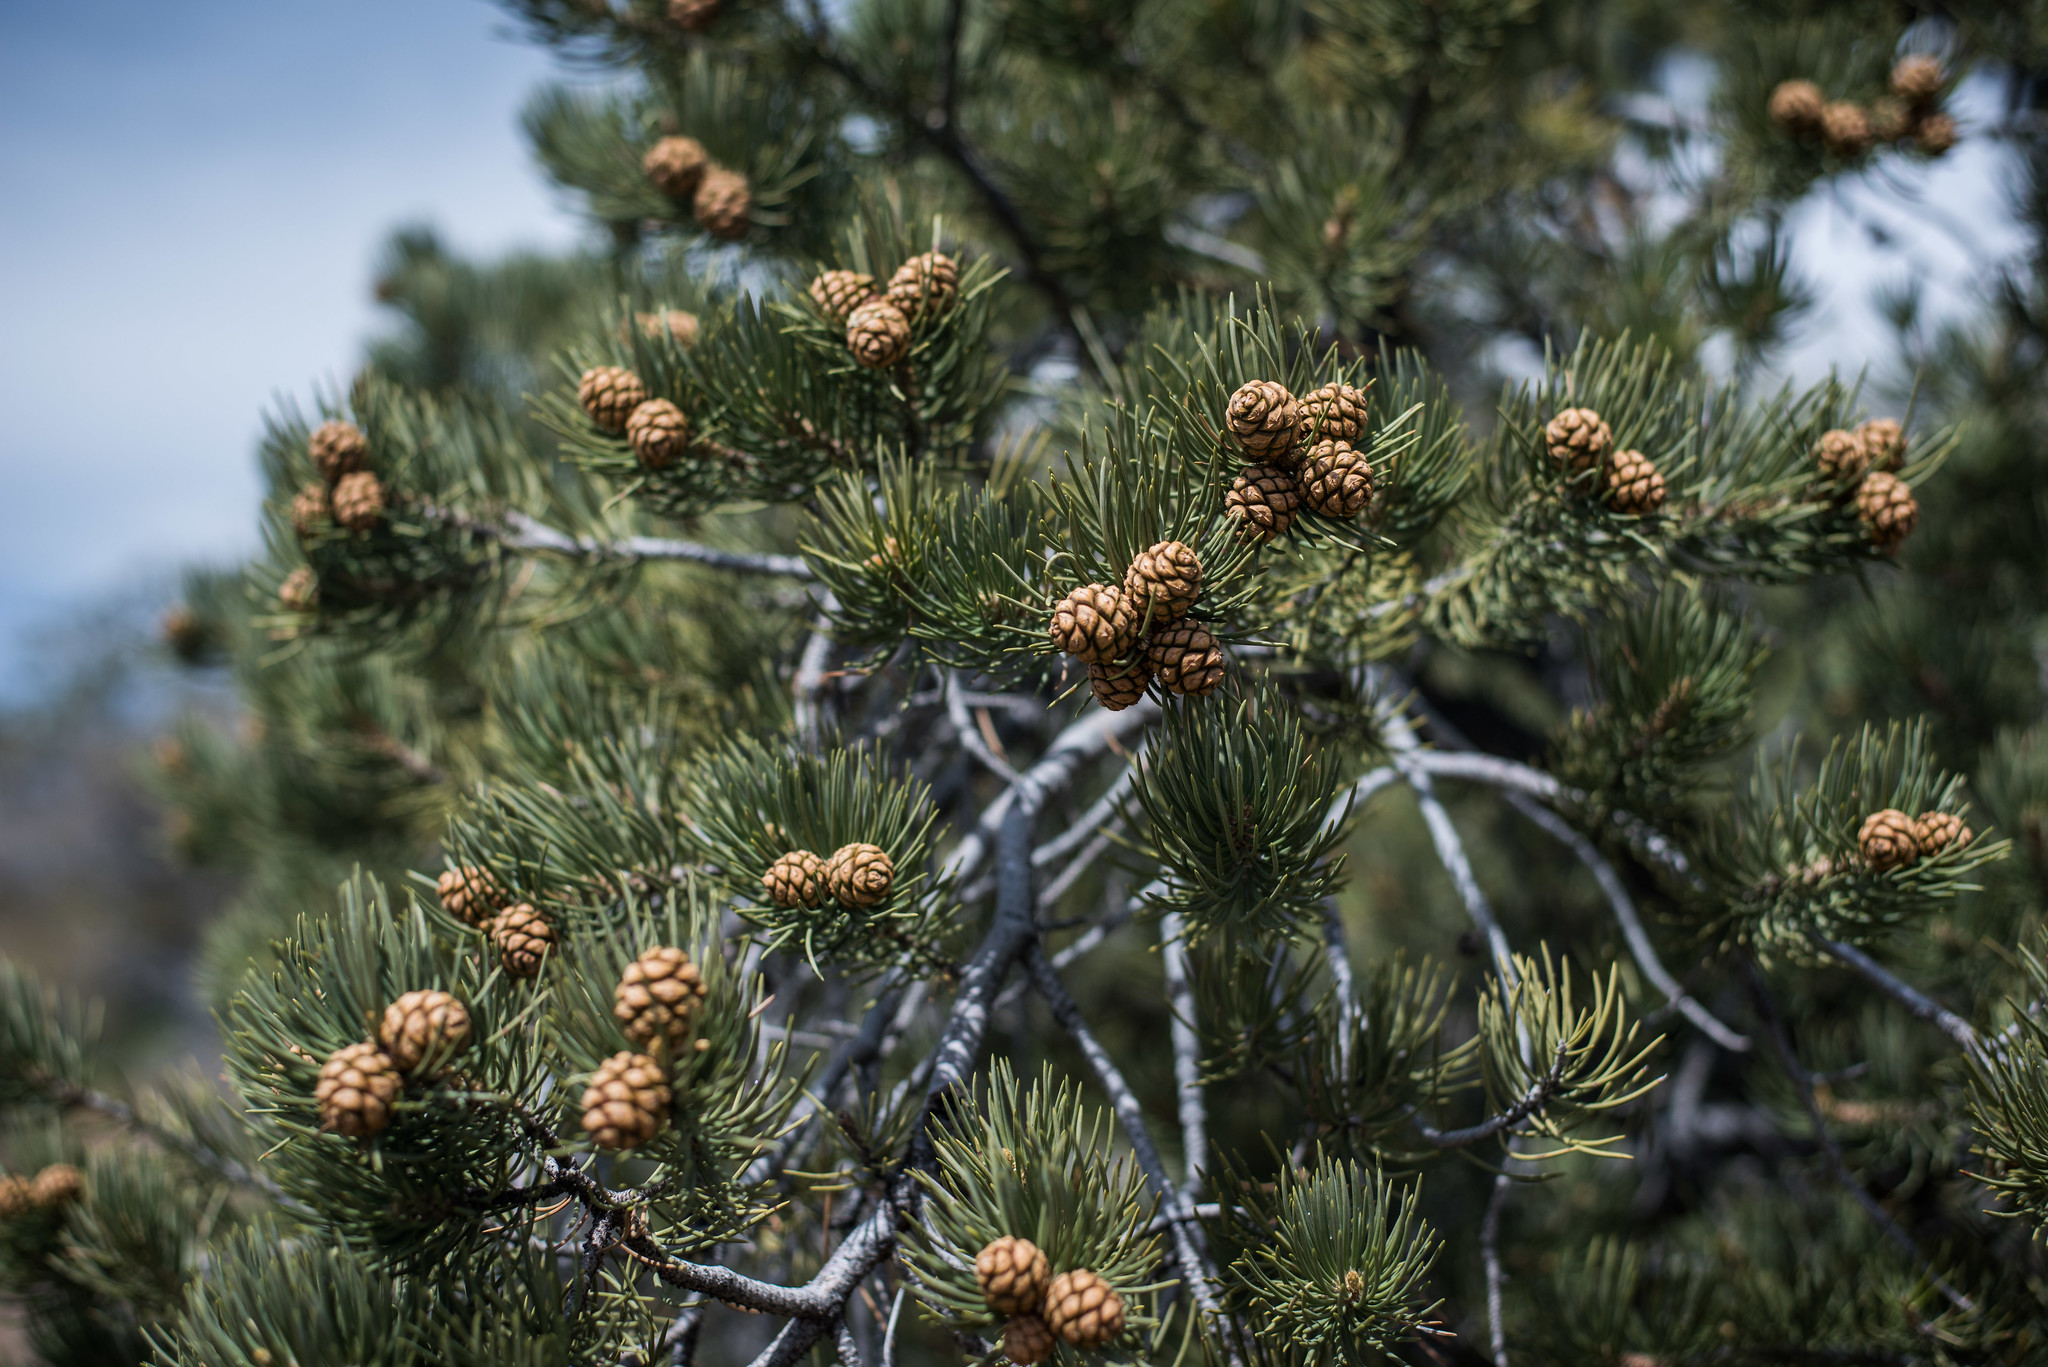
[636,310,701,347]
[308,419,369,481]
[1088,658,1150,712]
[1859,808,1922,871]
[579,366,650,433]
[614,946,708,1051]
[279,566,319,613]
[976,1236,1052,1315]
[809,270,878,324]
[489,904,557,978]
[289,481,331,535]
[1767,79,1825,136]
[693,166,753,241]
[1043,1269,1125,1349]
[1856,471,1919,552]
[1813,428,1869,482]
[1821,102,1873,157]
[437,865,507,926]
[1226,380,1302,463]
[1604,449,1667,516]
[1146,619,1225,698]
[643,136,709,200]
[626,398,691,471]
[315,1042,403,1138]
[30,1164,81,1207]
[763,850,825,909]
[825,843,895,908]
[332,472,386,532]
[1300,382,1369,444]
[1545,407,1612,472]
[1049,584,1138,663]
[846,300,912,369]
[1855,418,1905,471]
[884,252,960,319]
[377,989,472,1074]
[1124,540,1202,625]
[581,1051,672,1150]
[1914,113,1958,156]
[1869,97,1912,144]
[1224,465,1302,543]
[0,1177,35,1220]
[1297,440,1373,519]
[668,0,720,30]
[1002,1314,1055,1366]
[1892,55,1944,109]
[1913,811,1972,857]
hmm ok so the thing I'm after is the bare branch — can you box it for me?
[1481,1173,1511,1366]
[477,509,817,577]
[1813,936,1985,1060]
[1160,912,1208,1202]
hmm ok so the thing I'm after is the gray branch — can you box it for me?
[1481,1172,1511,1366]
[499,510,815,578]
[1160,912,1208,1203]
[1813,936,1985,1059]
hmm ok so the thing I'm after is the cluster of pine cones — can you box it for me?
[438,865,558,978]
[761,843,896,910]
[1542,408,1668,515]
[1810,418,1919,553]
[578,365,701,472]
[584,946,711,1150]
[809,252,960,370]
[643,135,752,240]
[975,1235,1126,1362]
[315,989,473,1138]
[1050,540,1221,709]
[277,417,391,612]
[1858,807,1972,873]
[1768,56,1956,159]
[0,1163,83,1220]
[1221,378,1376,543]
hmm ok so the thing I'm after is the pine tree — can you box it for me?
[8,2,2048,1364]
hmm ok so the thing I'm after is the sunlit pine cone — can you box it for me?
[289,481,331,536]
[884,251,960,319]
[437,865,507,927]
[763,850,825,908]
[825,843,895,908]
[1298,440,1373,519]
[581,1051,672,1150]
[1544,407,1611,472]
[1604,449,1667,516]
[1913,811,1972,857]
[693,166,753,241]
[278,567,319,613]
[489,904,557,978]
[1146,619,1225,698]
[1915,113,1959,156]
[377,989,473,1075]
[1224,465,1302,543]
[1812,428,1869,482]
[1226,380,1302,464]
[976,1235,1052,1315]
[1855,418,1905,471]
[626,398,691,470]
[1049,584,1138,663]
[643,136,709,200]
[308,419,369,481]
[579,366,650,433]
[1821,102,1873,157]
[1767,79,1825,137]
[1856,471,1919,552]
[636,310,700,347]
[31,1165,82,1208]
[1858,808,1922,871]
[1042,1269,1125,1348]
[809,270,878,325]
[1300,382,1369,444]
[846,300,912,369]
[668,0,721,31]
[1891,55,1944,110]
[331,472,386,532]
[1088,658,1150,712]
[1002,1314,1055,1365]
[614,946,708,1052]
[316,1042,403,1138]
[1123,540,1202,625]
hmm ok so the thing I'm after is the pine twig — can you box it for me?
[1812,936,1985,1059]
[1159,912,1208,1203]
[1481,1172,1511,1366]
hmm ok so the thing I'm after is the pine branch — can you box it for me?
[1411,1043,1570,1149]
[62,1084,286,1202]
[1480,1172,1511,1366]
[498,511,816,577]
[1160,912,1208,1203]
[1812,936,1985,1059]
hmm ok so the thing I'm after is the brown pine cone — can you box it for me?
[1224,465,1302,543]
[1297,440,1373,519]
[626,398,691,470]
[0,1177,34,1220]
[1913,811,1972,857]
[1049,584,1138,662]
[1812,428,1869,482]
[693,166,752,241]
[884,252,960,319]
[976,1236,1052,1315]
[332,471,386,532]
[1892,55,1944,109]
[614,946,708,1051]
[437,865,507,926]
[1914,113,1958,156]
[636,310,701,347]
[377,989,472,1074]
[30,1164,81,1208]
[809,270,878,325]
[1821,102,1873,157]
[1858,808,1922,871]
[643,136,709,200]
[489,904,556,978]
[846,300,912,369]
[289,481,331,535]
[1088,658,1150,711]
[763,850,825,908]
[1002,1314,1055,1366]
[1226,380,1302,464]
[279,566,319,613]
[309,419,369,481]
[1855,418,1905,471]
[1856,471,1919,552]
[1300,382,1370,444]
[579,366,650,433]
[1146,619,1225,698]
[668,0,720,30]
[1768,80,1825,136]
[1604,449,1667,516]
[1124,541,1202,625]
[1544,407,1612,472]
[581,1051,672,1150]
[825,843,894,908]
[1043,1269,1125,1348]
[316,1042,403,1137]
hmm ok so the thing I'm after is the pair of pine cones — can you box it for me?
[1542,408,1668,515]
[975,1235,1126,1361]
[809,253,960,370]
[1222,379,1376,543]
[579,366,694,471]
[1768,57,1957,158]
[762,843,896,910]
[1812,420,1919,553]
[1050,541,1222,709]
[314,988,474,1138]
[437,865,558,978]
[292,419,387,539]
[0,1164,83,1220]
[584,946,712,1149]
[642,136,752,240]
[1858,808,1972,873]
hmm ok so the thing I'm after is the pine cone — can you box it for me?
[1812,428,1869,482]
[316,1042,403,1137]
[1604,449,1667,516]
[1913,811,1972,856]
[1891,55,1944,109]
[1088,658,1151,712]
[846,300,912,369]
[437,865,507,926]
[377,989,472,1074]
[309,419,368,481]
[30,1164,81,1208]
[1224,465,1302,543]
[668,0,720,30]
[1767,79,1825,136]
[1123,541,1202,625]
[825,843,895,908]
[1300,382,1370,444]
[1914,113,1958,156]
[1856,471,1919,552]
[332,471,386,532]
[1226,380,1302,463]
[279,566,319,613]
[1858,808,1922,871]
[636,310,701,347]
[614,946,708,1052]
[884,252,960,319]
[809,270,878,325]
[489,904,556,978]
[581,1051,672,1150]
[693,166,752,241]
[0,1177,34,1220]
[1545,407,1612,471]
[1049,584,1138,663]
[976,1236,1052,1315]
[1002,1314,1055,1366]
[643,136,709,200]
[763,850,825,909]
[579,366,650,433]
[289,481,331,536]
[627,398,691,470]
[1043,1269,1125,1349]
[1855,418,1905,471]
[1146,619,1225,698]
[1298,440,1373,519]
[1821,102,1873,157]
